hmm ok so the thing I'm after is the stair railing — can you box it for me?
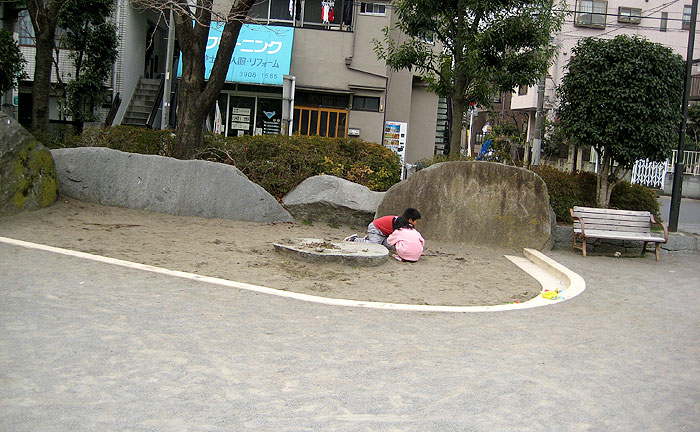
[104,93,122,127]
[146,75,166,129]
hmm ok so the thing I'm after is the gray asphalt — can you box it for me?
[1,243,699,431]
[659,195,700,235]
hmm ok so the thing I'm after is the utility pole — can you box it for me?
[531,74,546,165]
[669,0,697,231]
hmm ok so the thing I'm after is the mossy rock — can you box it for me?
[0,112,58,215]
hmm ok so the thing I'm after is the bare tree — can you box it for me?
[134,0,256,159]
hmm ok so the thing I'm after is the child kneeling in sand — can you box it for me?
[344,208,421,248]
[387,216,425,262]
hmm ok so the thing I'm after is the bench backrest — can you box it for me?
[572,206,652,233]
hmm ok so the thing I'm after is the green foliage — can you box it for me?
[196,134,401,198]
[609,181,661,220]
[531,165,597,223]
[541,118,568,159]
[51,128,401,198]
[532,165,661,222]
[39,125,176,154]
[686,103,700,151]
[57,0,118,124]
[0,28,27,94]
[374,0,564,156]
[483,123,525,165]
[557,35,685,167]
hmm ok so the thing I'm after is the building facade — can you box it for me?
[6,0,441,166]
[509,0,700,168]
[114,0,440,165]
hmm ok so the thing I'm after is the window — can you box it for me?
[293,107,348,137]
[683,5,693,30]
[352,96,380,112]
[249,0,354,30]
[575,0,607,29]
[618,7,641,24]
[17,9,67,47]
[296,91,349,109]
[518,86,529,96]
[660,12,668,32]
[18,10,35,45]
[360,2,386,16]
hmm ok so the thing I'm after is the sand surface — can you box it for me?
[0,198,541,306]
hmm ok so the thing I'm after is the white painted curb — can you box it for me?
[0,236,585,313]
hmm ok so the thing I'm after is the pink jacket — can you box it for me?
[387,227,425,262]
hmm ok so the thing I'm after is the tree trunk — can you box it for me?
[172,0,256,159]
[449,76,467,157]
[27,1,61,133]
[596,152,613,208]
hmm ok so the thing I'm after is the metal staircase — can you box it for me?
[121,77,162,127]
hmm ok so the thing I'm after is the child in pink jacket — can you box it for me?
[387,216,425,262]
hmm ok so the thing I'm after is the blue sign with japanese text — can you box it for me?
[178,23,294,86]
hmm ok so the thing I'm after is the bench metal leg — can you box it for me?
[642,241,661,262]
[572,234,587,257]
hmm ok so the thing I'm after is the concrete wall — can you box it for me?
[663,173,700,199]
[347,109,384,144]
[407,82,438,163]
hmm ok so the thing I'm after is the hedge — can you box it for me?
[46,126,401,199]
[532,165,661,223]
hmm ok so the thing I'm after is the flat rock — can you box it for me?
[0,112,58,215]
[273,238,389,266]
[51,147,293,223]
[376,161,555,250]
[282,175,383,228]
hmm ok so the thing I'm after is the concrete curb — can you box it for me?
[0,236,585,313]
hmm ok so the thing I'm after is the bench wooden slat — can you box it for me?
[572,229,665,242]
[569,206,668,261]
[573,218,651,227]
[572,212,651,223]
[573,206,651,217]
[574,223,651,233]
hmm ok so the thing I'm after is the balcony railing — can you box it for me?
[668,150,700,176]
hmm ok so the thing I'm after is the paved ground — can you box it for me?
[659,195,700,235]
[1,242,698,431]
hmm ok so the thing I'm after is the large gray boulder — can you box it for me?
[0,112,58,215]
[376,161,555,250]
[282,175,383,228]
[52,147,293,223]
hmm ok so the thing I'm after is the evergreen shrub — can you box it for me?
[197,134,401,199]
[39,126,400,199]
[532,165,661,223]
[85,126,176,156]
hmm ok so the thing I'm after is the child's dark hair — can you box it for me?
[402,208,421,221]
[393,208,421,230]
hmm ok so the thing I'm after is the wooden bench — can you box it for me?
[569,206,669,261]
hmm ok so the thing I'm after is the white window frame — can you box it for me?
[618,6,642,24]
[683,5,693,30]
[360,2,386,16]
[575,0,607,29]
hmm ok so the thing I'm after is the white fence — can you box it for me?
[632,159,667,189]
[632,150,700,188]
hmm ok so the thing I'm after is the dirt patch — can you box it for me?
[0,198,541,306]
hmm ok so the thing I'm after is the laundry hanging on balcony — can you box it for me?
[321,0,335,23]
